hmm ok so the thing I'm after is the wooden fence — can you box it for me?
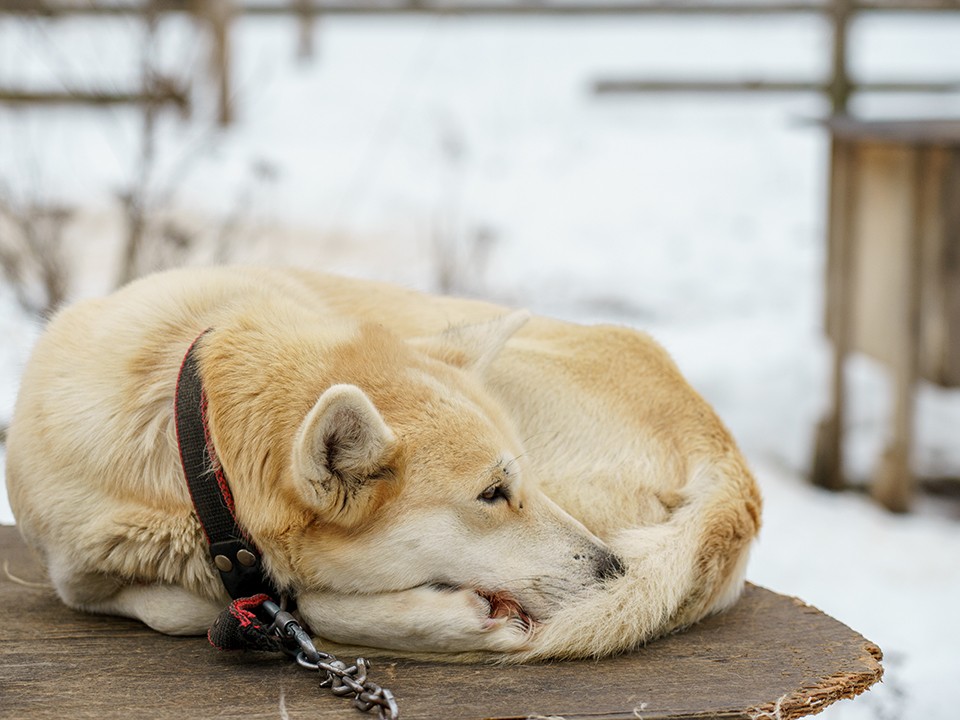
[1,0,958,122]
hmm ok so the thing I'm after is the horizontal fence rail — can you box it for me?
[0,87,189,109]
[1,0,957,118]
[595,79,960,94]
[1,0,959,17]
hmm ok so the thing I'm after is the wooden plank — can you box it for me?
[3,0,959,17]
[945,150,960,386]
[595,79,828,94]
[858,0,960,8]
[592,79,960,96]
[0,88,189,111]
[825,117,960,145]
[917,147,950,386]
[0,525,883,719]
[847,143,917,372]
[870,147,923,512]
[0,0,835,17]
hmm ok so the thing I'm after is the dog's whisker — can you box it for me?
[519,430,562,456]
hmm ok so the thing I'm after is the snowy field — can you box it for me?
[2,11,960,719]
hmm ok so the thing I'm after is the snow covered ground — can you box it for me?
[2,11,960,719]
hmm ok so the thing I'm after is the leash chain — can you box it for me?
[295,650,398,719]
[263,600,400,720]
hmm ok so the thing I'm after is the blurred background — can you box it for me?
[1,2,959,718]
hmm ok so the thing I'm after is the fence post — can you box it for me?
[829,0,852,115]
[192,0,235,126]
[297,0,315,60]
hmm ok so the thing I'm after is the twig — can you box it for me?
[2,558,54,590]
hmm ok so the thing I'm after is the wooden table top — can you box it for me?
[0,525,882,719]
[824,116,960,144]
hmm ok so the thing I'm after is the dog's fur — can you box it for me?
[6,266,761,662]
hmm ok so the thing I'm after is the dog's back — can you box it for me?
[7,266,760,661]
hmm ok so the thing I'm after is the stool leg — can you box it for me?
[872,149,924,512]
[812,138,854,492]
[872,370,917,513]
[811,365,846,492]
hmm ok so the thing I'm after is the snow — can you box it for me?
[2,11,960,719]
[751,456,960,720]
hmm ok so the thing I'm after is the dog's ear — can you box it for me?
[415,310,530,373]
[292,384,395,518]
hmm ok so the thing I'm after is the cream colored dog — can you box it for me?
[6,266,760,662]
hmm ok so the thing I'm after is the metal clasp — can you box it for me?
[261,598,324,664]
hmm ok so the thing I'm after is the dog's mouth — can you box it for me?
[476,588,536,633]
[430,582,536,632]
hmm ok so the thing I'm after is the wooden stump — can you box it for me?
[0,525,882,719]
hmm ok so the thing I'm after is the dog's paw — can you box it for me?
[297,585,531,653]
[422,585,531,652]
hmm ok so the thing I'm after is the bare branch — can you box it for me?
[0,188,73,318]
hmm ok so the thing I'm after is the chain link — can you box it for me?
[296,651,399,719]
[262,599,400,719]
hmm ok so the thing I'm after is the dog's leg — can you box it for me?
[297,586,530,653]
[81,584,224,635]
[46,524,226,635]
[50,560,222,635]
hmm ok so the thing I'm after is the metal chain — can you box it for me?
[296,651,399,720]
[262,599,400,720]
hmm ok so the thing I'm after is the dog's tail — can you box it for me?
[514,454,761,662]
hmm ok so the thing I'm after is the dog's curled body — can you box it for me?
[6,266,761,662]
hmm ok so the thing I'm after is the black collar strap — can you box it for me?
[175,330,281,601]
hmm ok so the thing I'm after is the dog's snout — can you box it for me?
[594,550,626,582]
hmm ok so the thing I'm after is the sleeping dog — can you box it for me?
[6,266,761,661]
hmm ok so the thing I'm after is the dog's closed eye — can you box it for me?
[478,483,510,504]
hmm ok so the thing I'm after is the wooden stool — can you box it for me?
[812,118,960,511]
[1,526,882,719]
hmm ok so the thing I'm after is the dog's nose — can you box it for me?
[594,550,626,582]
